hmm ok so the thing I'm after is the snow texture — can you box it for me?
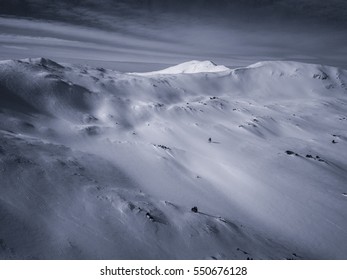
[0,58,347,259]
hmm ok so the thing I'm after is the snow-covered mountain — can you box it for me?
[133,60,230,75]
[0,58,346,259]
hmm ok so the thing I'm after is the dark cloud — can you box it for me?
[1,0,346,27]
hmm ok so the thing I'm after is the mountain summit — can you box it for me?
[134,60,230,75]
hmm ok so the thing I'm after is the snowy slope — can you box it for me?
[0,58,347,259]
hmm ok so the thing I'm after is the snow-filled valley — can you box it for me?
[0,58,347,259]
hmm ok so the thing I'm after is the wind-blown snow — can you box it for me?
[0,58,347,259]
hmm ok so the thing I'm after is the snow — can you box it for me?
[132,60,230,75]
[0,58,347,259]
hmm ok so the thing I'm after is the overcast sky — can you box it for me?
[0,0,346,70]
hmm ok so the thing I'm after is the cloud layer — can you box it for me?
[0,0,346,70]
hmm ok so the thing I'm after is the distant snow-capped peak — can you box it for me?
[132,60,230,75]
